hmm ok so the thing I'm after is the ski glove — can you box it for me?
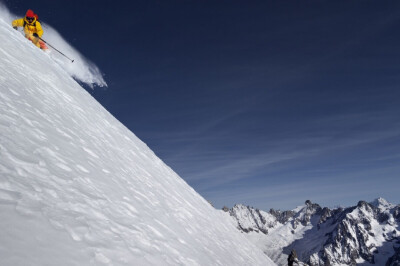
[33,33,39,38]
[13,26,17,30]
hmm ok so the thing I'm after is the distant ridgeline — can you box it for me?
[224,198,400,266]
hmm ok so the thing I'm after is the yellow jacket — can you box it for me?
[12,17,43,38]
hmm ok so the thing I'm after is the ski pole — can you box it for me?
[38,37,74,63]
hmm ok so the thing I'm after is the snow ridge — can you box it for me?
[0,17,274,266]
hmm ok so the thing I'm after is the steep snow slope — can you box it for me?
[0,18,275,266]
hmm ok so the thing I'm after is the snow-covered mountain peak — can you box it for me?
[292,204,307,213]
[294,200,322,221]
[370,197,394,211]
[0,17,275,266]
[355,200,375,214]
[229,204,277,234]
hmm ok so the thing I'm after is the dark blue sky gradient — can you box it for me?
[4,0,400,210]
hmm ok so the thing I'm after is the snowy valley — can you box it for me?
[226,198,400,266]
[0,13,275,266]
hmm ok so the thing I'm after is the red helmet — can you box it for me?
[25,9,34,18]
[25,9,36,24]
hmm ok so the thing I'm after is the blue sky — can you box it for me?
[4,0,400,210]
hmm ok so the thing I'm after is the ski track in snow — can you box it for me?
[0,15,275,266]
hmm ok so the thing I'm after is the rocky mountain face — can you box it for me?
[225,198,400,266]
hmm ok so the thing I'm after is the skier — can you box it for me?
[288,249,298,266]
[12,9,44,49]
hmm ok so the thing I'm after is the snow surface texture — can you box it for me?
[227,198,400,266]
[0,4,107,88]
[0,16,275,266]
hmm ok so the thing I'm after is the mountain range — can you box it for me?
[225,198,400,265]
